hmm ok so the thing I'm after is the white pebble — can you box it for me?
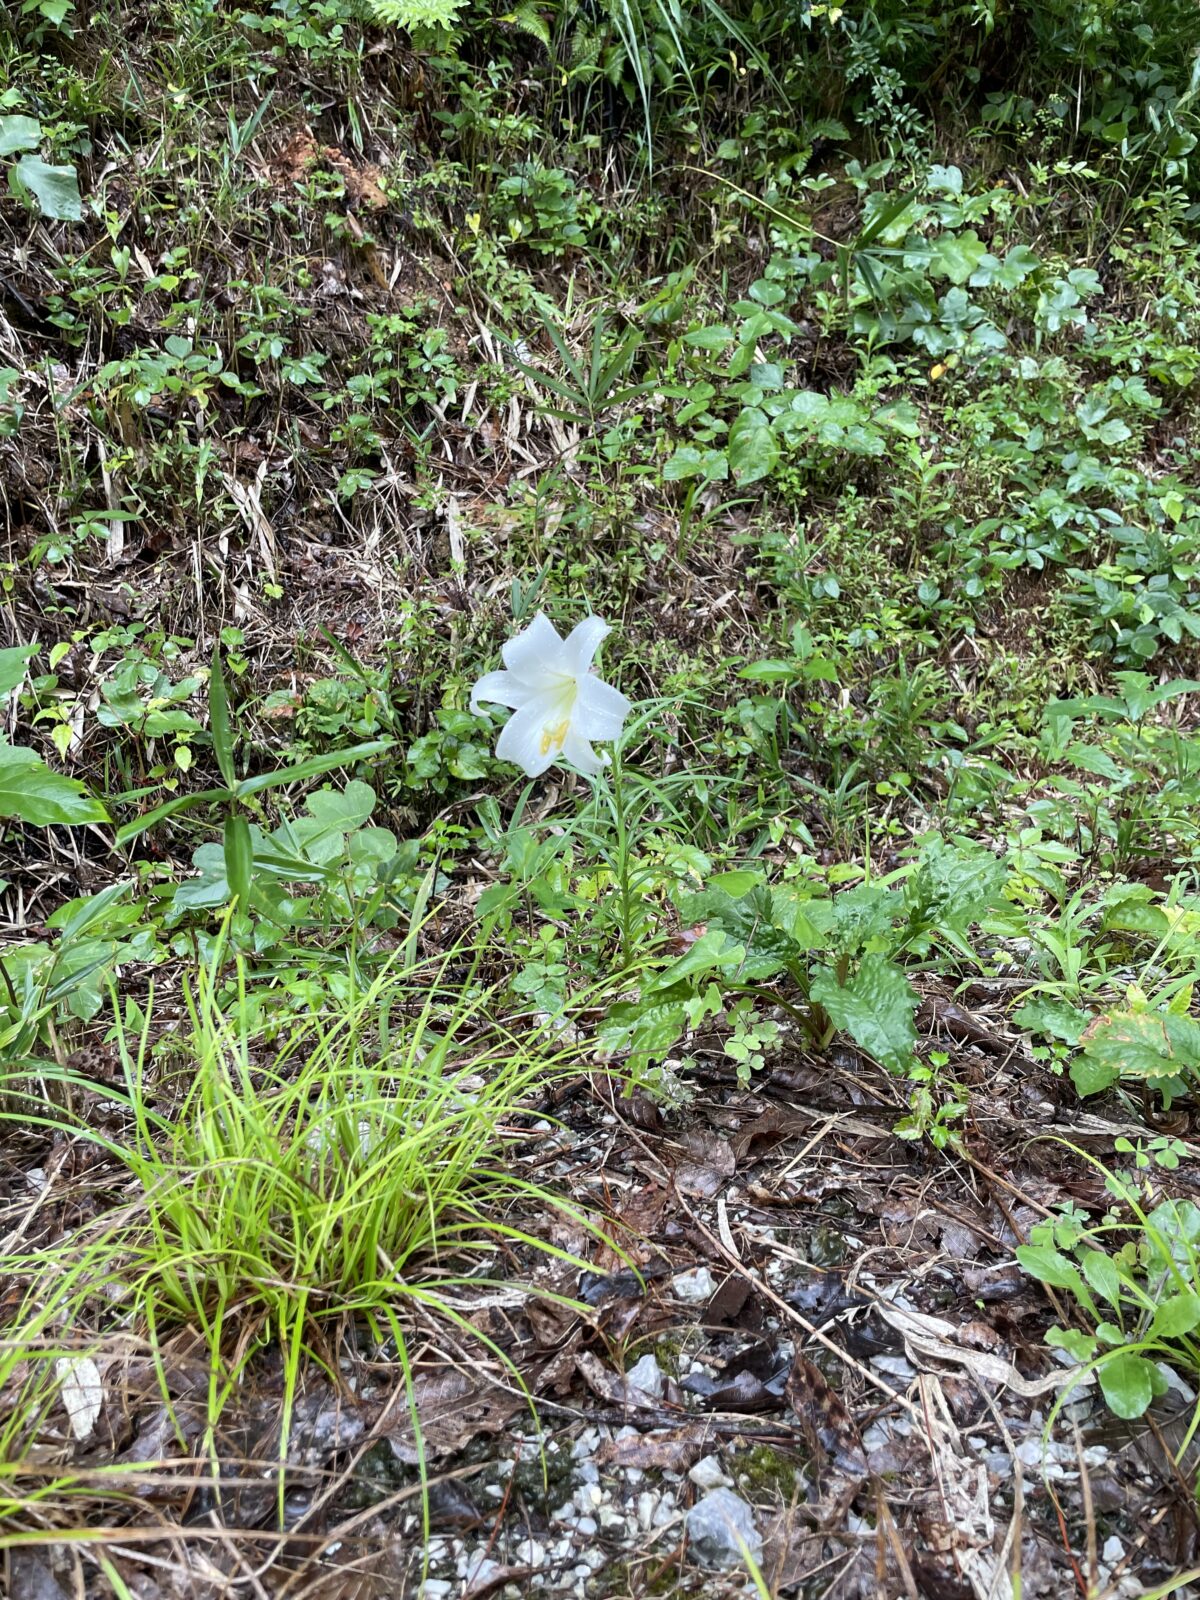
[626,1354,666,1398]
[688,1455,732,1490]
[672,1267,717,1302]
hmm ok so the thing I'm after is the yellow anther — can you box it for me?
[540,719,569,755]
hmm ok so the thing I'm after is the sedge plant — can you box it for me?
[0,920,608,1529]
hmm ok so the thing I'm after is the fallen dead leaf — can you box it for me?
[55,1355,103,1443]
[872,1299,1078,1400]
[786,1354,867,1475]
[675,1129,736,1198]
[596,1423,715,1472]
[574,1350,665,1411]
[387,1367,523,1464]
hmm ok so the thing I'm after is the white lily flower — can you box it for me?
[470,611,631,778]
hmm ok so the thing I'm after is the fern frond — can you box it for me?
[366,0,464,30]
[499,2,551,49]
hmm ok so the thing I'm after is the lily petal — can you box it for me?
[563,613,610,676]
[501,613,568,687]
[561,725,608,776]
[574,673,631,742]
[469,670,536,715]
[560,726,604,774]
[495,697,559,777]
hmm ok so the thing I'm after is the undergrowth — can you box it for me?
[2,0,1200,1575]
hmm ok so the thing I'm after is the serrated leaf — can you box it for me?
[678,885,801,981]
[1014,997,1089,1045]
[0,744,108,826]
[598,992,689,1062]
[1078,1007,1200,1089]
[810,954,916,1073]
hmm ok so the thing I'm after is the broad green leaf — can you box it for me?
[47,881,133,942]
[304,780,377,833]
[170,842,231,913]
[599,993,689,1063]
[682,324,734,351]
[1014,997,1089,1045]
[1150,1293,1200,1340]
[728,407,778,484]
[0,116,41,158]
[1079,1250,1124,1308]
[1070,1050,1119,1098]
[1064,741,1124,780]
[647,929,746,992]
[706,870,764,897]
[872,400,921,437]
[810,954,916,1073]
[1098,1352,1156,1419]
[0,644,36,704]
[929,229,987,285]
[12,154,82,221]
[1045,1325,1098,1363]
[1015,1243,1090,1300]
[1076,1008,1200,1092]
[970,243,1039,291]
[679,885,800,980]
[739,659,797,682]
[0,743,108,826]
[663,445,728,483]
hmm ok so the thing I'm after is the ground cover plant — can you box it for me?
[3,0,1200,1594]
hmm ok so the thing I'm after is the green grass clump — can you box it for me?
[0,931,598,1523]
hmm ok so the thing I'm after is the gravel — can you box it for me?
[685,1487,763,1569]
